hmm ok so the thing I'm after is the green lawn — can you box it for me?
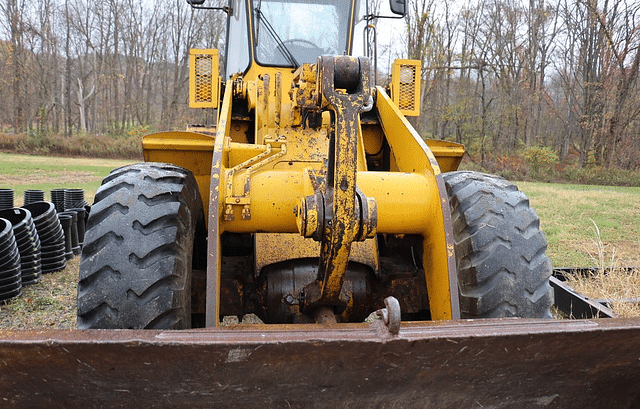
[518,181,640,268]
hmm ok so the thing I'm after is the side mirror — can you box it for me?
[187,0,206,5]
[389,0,405,16]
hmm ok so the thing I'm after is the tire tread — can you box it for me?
[444,171,553,319]
[77,162,203,329]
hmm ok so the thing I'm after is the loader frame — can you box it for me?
[144,76,466,326]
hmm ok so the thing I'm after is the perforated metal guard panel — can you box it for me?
[195,55,213,103]
[189,49,219,108]
[391,59,421,116]
[397,64,417,111]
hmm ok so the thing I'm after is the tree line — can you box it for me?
[402,0,640,169]
[2,0,640,169]
[0,0,224,138]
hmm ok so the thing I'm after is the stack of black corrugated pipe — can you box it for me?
[23,189,45,206]
[22,202,66,274]
[0,208,42,286]
[0,189,14,210]
[64,188,88,210]
[0,218,23,302]
[56,188,88,253]
[0,187,91,303]
[50,188,66,214]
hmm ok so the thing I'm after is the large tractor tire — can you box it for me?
[443,171,553,319]
[77,163,205,329]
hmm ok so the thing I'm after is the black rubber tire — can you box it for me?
[77,163,204,329]
[443,171,553,318]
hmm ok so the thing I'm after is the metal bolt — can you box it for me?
[376,296,401,335]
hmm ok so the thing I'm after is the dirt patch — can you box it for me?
[0,152,133,168]
[0,171,101,186]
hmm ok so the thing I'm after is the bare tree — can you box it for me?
[2,0,640,172]
[594,0,640,168]
[1,0,28,132]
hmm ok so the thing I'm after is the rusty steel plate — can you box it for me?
[1,318,640,408]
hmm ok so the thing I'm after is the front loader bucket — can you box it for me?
[2,318,640,408]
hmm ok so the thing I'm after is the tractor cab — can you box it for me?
[230,0,355,76]
[189,0,405,79]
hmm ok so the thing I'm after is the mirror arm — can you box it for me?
[364,14,404,20]
[187,1,231,14]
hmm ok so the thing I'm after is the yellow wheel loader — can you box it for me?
[2,0,640,407]
[78,0,553,328]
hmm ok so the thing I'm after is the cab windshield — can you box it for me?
[253,0,352,67]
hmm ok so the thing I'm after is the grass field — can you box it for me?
[519,181,640,318]
[0,152,135,206]
[0,154,639,327]
[518,181,640,267]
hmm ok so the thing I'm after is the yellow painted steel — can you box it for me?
[189,49,219,109]
[206,79,234,327]
[141,128,404,232]
[309,56,372,305]
[375,86,459,320]
[426,140,465,173]
[143,131,215,222]
[220,170,431,234]
[147,49,462,323]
